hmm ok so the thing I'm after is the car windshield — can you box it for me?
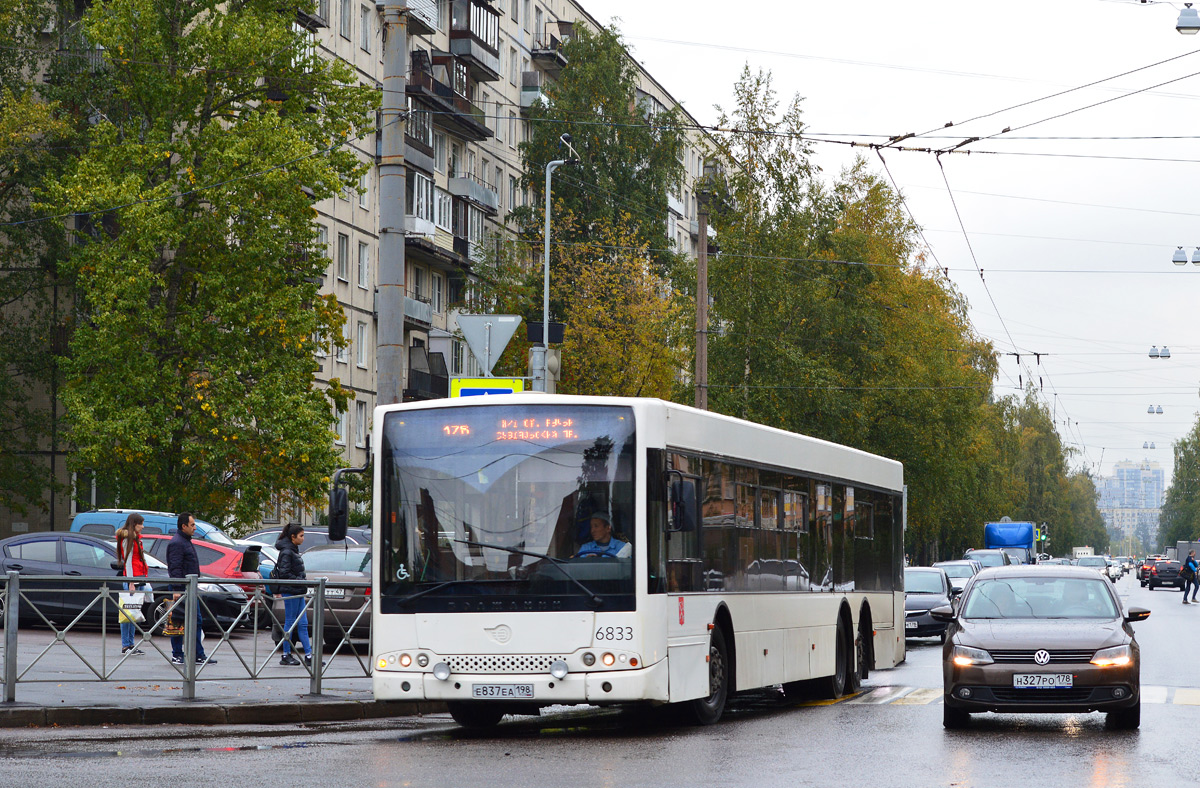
[1077,557,1106,567]
[905,570,945,594]
[380,404,637,613]
[304,549,371,573]
[961,577,1118,619]
[937,564,975,578]
[972,552,1005,567]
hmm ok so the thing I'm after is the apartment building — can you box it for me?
[308,1,715,480]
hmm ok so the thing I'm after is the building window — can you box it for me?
[413,266,426,300]
[313,330,328,358]
[340,0,352,40]
[434,131,447,173]
[523,0,530,32]
[407,171,434,221]
[356,321,368,367]
[508,111,516,149]
[358,173,368,209]
[355,400,367,446]
[335,406,348,445]
[432,272,444,313]
[360,5,371,52]
[509,47,518,85]
[435,188,453,231]
[335,319,349,363]
[407,99,432,147]
[337,233,349,280]
[535,7,543,44]
[357,241,369,288]
[316,224,329,273]
[452,340,464,375]
[511,0,518,21]
[509,175,519,211]
[318,0,330,22]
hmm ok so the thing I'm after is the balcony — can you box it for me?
[405,214,436,238]
[404,345,449,401]
[519,70,544,113]
[531,21,572,78]
[407,0,438,36]
[667,193,685,218]
[406,67,492,141]
[404,295,433,327]
[450,0,501,82]
[448,173,498,215]
[295,0,329,30]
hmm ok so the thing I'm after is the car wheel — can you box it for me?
[938,631,947,645]
[943,704,970,729]
[1107,701,1140,730]
[447,702,506,729]
[687,626,730,724]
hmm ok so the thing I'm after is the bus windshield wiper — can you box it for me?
[395,579,475,605]
[455,539,604,608]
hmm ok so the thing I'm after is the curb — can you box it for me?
[0,700,447,728]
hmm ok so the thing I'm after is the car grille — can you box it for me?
[989,649,1095,664]
[990,688,1096,702]
[444,654,567,674]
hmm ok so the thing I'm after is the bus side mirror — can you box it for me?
[329,486,349,541]
[668,476,697,533]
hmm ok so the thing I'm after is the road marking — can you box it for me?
[891,687,942,705]
[1172,688,1200,705]
[846,686,912,704]
[1142,686,1169,704]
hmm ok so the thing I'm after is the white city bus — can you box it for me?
[348,394,905,727]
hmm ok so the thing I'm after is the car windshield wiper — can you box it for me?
[455,539,604,608]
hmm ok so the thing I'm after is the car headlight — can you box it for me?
[951,645,994,667]
[1090,645,1133,667]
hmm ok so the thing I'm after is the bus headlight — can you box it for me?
[433,662,451,681]
[399,653,412,668]
[582,652,596,666]
[550,660,569,680]
[602,652,615,666]
[416,654,429,667]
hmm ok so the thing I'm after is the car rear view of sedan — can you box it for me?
[936,566,1149,729]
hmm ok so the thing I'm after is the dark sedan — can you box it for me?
[1147,560,1184,591]
[0,532,248,632]
[904,567,955,642]
[936,566,1149,729]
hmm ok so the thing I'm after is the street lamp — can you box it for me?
[531,134,579,393]
[1171,246,1200,265]
[1147,405,1164,414]
[1149,345,1171,359]
[1179,3,1200,34]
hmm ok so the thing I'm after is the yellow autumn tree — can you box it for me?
[551,214,690,398]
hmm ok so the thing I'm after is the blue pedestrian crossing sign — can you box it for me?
[451,377,525,397]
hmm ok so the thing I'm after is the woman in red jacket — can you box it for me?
[115,513,148,655]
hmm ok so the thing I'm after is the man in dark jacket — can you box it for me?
[167,512,214,665]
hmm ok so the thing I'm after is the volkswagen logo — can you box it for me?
[484,624,513,644]
[1033,649,1051,665]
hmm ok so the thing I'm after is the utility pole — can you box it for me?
[694,191,710,410]
[376,1,408,405]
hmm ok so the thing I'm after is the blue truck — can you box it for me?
[984,520,1037,565]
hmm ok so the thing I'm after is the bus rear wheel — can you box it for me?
[447,702,506,729]
[688,626,730,725]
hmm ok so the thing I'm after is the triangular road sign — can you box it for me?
[455,314,522,375]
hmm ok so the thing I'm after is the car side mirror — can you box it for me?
[110,561,122,572]
[1125,606,1151,623]
[930,604,955,622]
[950,587,962,598]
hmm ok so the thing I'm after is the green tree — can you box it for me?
[41,0,377,526]
[1161,420,1200,547]
[0,0,70,514]
[517,24,686,265]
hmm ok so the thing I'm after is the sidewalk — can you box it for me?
[0,628,446,728]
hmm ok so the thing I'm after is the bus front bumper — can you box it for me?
[374,658,669,704]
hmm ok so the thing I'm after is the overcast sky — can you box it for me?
[586,0,1200,484]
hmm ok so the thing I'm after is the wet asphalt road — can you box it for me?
[2,574,1195,788]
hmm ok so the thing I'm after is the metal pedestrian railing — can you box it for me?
[0,571,372,701]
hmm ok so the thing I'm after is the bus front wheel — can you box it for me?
[814,620,849,699]
[688,626,730,725]
[447,702,506,729]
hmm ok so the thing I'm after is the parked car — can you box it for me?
[962,549,1017,569]
[243,526,371,552]
[0,532,246,631]
[932,559,982,593]
[139,534,263,593]
[936,565,1149,729]
[271,544,371,650]
[1147,560,1185,591]
[904,567,955,643]
[70,509,236,547]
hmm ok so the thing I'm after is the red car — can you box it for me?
[140,534,263,592]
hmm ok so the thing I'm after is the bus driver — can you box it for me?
[575,513,632,559]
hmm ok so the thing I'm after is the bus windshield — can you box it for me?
[379,404,637,613]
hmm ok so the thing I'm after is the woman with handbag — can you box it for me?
[274,523,316,667]
[115,513,148,654]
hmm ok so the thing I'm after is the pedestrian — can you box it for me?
[1184,550,1199,604]
[115,513,148,655]
[274,522,317,667]
[166,511,215,665]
